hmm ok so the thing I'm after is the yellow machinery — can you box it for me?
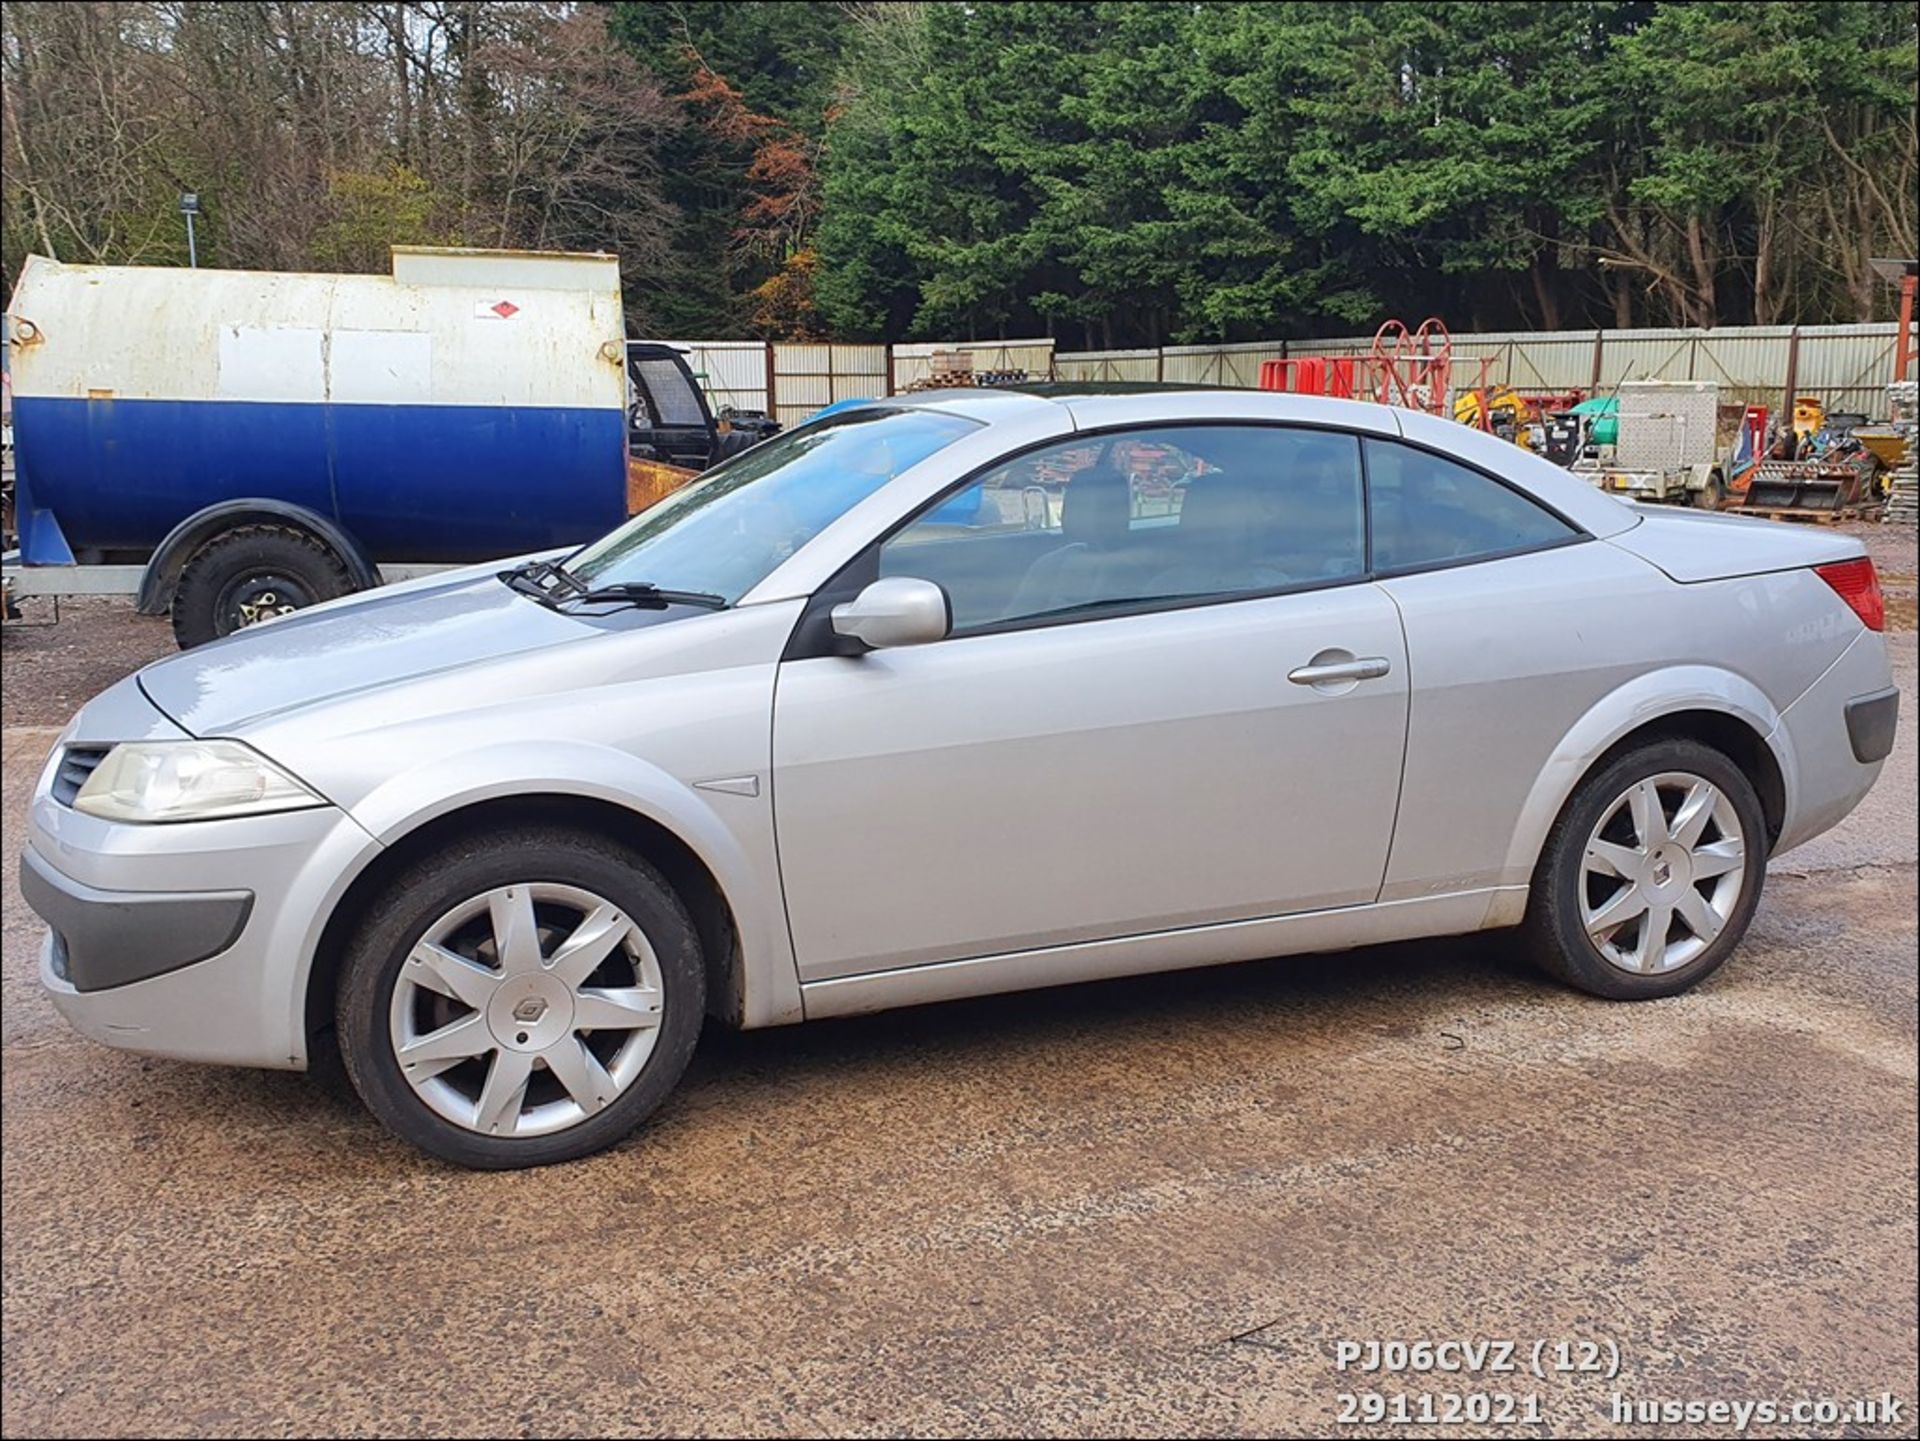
[1453,385,1547,450]
[1790,395,1826,446]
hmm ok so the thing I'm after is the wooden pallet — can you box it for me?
[907,369,976,392]
[1731,500,1886,525]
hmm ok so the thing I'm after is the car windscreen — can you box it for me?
[567,407,981,603]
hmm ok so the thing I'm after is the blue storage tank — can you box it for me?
[4,247,631,565]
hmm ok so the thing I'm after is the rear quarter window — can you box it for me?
[1365,438,1579,571]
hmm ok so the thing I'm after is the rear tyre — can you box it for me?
[1698,472,1726,511]
[335,827,706,1169]
[1522,739,1766,1000]
[170,524,355,648]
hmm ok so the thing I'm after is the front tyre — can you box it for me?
[336,828,706,1168]
[1522,739,1766,1000]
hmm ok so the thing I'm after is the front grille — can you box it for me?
[52,745,110,807]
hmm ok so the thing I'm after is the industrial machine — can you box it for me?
[1258,317,1494,417]
[1728,394,1888,521]
[1573,380,1728,508]
[1453,384,1587,454]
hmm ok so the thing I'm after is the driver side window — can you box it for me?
[880,426,1366,632]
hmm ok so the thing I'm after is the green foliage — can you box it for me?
[311,166,447,275]
[7,2,1915,339]
[820,0,1917,341]
[609,1,847,334]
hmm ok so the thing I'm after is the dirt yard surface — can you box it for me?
[2,527,1915,1439]
[1,598,174,728]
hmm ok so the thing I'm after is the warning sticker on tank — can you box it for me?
[474,300,521,320]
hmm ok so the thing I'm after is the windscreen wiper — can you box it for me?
[498,557,587,607]
[561,582,730,612]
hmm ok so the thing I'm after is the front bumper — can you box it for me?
[27,688,385,1070]
[29,793,379,1069]
[22,846,254,992]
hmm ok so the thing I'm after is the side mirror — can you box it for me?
[830,577,951,649]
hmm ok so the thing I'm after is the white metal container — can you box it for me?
[5,247,629,564]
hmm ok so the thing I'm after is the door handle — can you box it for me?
[1288,656,1391,686]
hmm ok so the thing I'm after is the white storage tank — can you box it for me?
[5,247,629,564]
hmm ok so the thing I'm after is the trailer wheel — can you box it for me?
[171,523,356,649]
[1698,471,1727,512]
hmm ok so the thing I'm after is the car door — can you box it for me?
[1359,436,1640,905]
[771,423,1411,983]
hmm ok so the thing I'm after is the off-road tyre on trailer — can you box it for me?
[170,523,356,648]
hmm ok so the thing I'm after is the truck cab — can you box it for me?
[625,342,778,472]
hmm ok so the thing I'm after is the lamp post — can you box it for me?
[179,192,200,268]
[1868,258,1918,383]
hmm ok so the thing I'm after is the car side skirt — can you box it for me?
[798,888,1516,1021]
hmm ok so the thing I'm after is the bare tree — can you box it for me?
[3,0,680,316]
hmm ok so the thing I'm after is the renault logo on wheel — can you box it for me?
[511,996,549,1024]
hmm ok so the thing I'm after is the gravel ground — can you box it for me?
[2,521,1915,1439]
[1,598,174,728]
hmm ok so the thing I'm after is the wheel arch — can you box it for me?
[136,499,381,616]
[303,792,754,1066]
[1493,668,1794,923]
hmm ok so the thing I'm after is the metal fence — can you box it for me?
[669,323,1912,425]
[1064,324,1910,418]
[664,340,770,416]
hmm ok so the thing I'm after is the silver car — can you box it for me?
[23,390,1898,1168]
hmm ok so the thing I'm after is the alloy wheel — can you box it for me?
[388,883,665,1138]
[1579,771,1748,975]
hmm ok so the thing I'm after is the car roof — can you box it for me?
[880,384,1403,432]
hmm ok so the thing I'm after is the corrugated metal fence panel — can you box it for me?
[1796,324,1902,418]
[1443,334,1512,390]
[1504,331,1601,393]
[668,322,1912,425]
[1284,334,1372,359]
[1162,342,1285,386]
[964,339,1055,379]
[1057,348,1159,381]
[832,343,891,399]
[891,339,1055,391]
[771,344,831,425]
[1596,329,1696,391]
[889,342,939,391]
[666,340,769,416]
[1690,327,1795,407]
[769,343,890,426]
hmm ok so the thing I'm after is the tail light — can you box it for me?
[1815,557,1885,632]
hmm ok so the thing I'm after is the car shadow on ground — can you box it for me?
[168,927,1547,1160]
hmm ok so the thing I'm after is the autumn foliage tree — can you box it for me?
[680,53,829,339]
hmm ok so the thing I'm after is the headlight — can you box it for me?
[73,740,325,823]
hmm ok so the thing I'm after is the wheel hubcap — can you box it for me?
[389,883,664,1138]
[222,573,313,631]
[1580,772,1747,975]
